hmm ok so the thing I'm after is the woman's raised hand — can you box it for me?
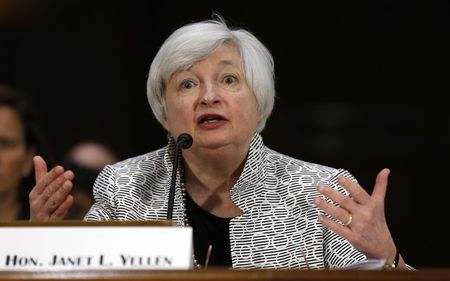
[314,169,397,261]
[29,156,74,221]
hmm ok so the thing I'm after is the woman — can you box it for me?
[0,84,38,220]
[29,16,408,269]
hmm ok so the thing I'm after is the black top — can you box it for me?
[185,193,232,267]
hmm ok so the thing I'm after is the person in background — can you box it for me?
[63,142,118,219]
[0,84,40,220]
[29,15,411,270]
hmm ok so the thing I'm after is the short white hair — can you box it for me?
[147,17,275,132]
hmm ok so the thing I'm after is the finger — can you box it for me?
[337,176,371,205]
[30,170,74,213]
[314,197,351,225]
[317,184,356,211]
[371,168,390,201]
[43,171,74,201]
[33,156,48,183]
[50,194,74,221]
[318,214,354,240]
[32,165,65,195]
[42,177,74,213]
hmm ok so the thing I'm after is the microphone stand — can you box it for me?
[167,133,193,220]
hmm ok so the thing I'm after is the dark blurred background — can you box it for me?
[0,0,448,268]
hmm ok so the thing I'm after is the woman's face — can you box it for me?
[0,106,34,196]
[163,44,262,151]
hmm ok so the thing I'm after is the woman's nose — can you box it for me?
[199,84,220,105]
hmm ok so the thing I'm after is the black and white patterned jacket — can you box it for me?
[85,133,366,269]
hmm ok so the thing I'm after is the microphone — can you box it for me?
[167,133,193,220]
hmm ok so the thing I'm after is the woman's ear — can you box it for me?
[22,147,36,177]
[161,102,170,131]
[257,111,264,123]
[163,119,170,132]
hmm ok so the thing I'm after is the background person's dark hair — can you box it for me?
[0,83,46,218]
[0,84,42,152]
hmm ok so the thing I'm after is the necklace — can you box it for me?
[180,179,202,269]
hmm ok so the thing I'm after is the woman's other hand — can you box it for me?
[314,168,397,261]
[29,156,74,221]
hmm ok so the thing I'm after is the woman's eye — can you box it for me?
[0,138,16,150]
[180,79,195,89]
[223,75,237,85]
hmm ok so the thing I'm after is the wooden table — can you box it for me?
[1,268,450,281]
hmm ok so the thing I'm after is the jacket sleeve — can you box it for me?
[83,164,118,221]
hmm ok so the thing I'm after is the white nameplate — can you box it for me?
[0,221,193,271]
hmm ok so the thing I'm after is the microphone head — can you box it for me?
[177,133,193,149]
